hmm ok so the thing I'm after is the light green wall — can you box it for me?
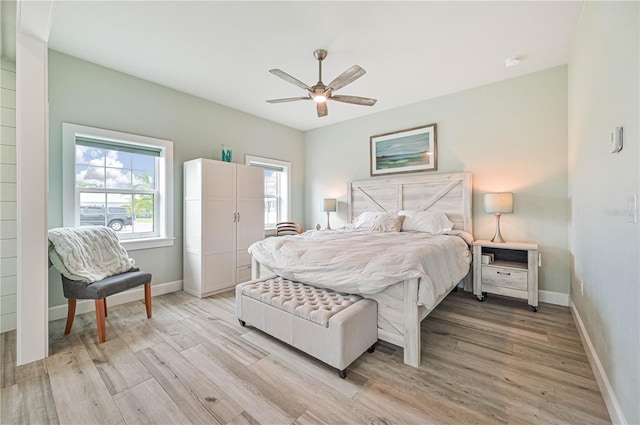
[305,66,569,295]
[568,2,639,424]
[47,50,304,307]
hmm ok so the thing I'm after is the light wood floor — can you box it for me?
[1,290,611,424]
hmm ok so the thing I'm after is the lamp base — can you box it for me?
[326,212,332,230]
[491,213,505,243]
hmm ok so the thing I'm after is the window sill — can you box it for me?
[120,237,175,251]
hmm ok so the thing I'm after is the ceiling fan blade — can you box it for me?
[327,65,366,92]
[317,102,328,117]
[330,95,377,106]
[269,69,311,91]
[266,96,311,104]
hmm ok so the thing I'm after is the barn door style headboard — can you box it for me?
[348,172,473,234]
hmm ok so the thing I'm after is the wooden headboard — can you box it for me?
[348,172,473,234]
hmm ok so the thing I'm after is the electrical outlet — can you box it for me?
[580,280,584,296]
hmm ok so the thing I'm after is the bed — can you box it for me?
[250,172,473,367]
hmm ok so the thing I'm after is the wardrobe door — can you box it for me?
[202,160,237,293]
[235,164,264,283]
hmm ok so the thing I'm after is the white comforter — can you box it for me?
[248,230,472,309]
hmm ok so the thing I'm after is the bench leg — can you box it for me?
[144,282,152,319]
[95,299,106,343]
[64,298,76,335]
[104,297,108,318]
[338,369,347,379]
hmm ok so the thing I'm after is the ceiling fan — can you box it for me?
[267,49,377,118]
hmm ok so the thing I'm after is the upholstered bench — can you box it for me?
[236,277,378,378]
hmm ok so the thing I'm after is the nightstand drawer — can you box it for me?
[481,265,527,290]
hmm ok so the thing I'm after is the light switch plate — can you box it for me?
[609,127,623,153]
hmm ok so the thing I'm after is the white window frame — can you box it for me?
[245,154,291,236]
[62,123,174,250]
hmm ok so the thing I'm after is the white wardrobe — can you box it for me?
[183,158,264,298]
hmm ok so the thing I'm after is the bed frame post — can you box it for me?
[403,278,421,367]
[252,257,260,280]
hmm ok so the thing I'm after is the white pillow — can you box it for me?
[370,214,404,232]
[354,212,394,230]
[398,210,454,234]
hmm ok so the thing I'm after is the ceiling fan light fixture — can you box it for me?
[311,86,328,103]
[313,94,327,103]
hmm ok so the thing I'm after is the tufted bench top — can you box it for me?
[240,277,363,327]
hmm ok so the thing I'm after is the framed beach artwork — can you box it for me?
[370,124,437,176]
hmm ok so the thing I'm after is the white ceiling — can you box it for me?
[47,1,583,132]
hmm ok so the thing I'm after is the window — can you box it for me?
[63,123,174,250]
[245,155,291,233]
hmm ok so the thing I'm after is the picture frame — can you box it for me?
[370,123,437,176]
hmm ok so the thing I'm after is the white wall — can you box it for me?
[15,30,50,364]
[568,2,639,424]
[305,66,569,296]
[0,59,16,332]
[47,50,305,309]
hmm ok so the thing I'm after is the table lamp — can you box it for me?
[322,198,337,230]
[484,193,513,243]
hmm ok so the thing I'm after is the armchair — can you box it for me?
[48,226,152,343]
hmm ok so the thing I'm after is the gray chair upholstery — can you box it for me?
[61,268,151,299]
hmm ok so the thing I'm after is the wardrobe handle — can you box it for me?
[237,212,240,222]
[233,213,237,222]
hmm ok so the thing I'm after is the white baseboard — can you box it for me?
[48,280,183,322]
[539,290,570,306]
[570,299,626,425]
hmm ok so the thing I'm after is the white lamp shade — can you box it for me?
[322,198,337,212]
[484,193,513,214]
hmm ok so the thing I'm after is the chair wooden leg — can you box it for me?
[95,299,106,343]
[64,298,76,335]
[104,297,108,318]
[144,282,152,318]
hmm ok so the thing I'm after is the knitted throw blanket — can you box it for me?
[48,226,135,282]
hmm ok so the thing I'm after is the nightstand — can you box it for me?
[473,240,539,311]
